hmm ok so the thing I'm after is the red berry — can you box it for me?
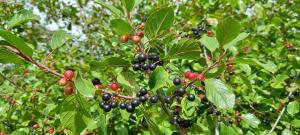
[137,31,144,38]
[64,70,74,80]
[139,23,145,30]
[187,72,196,80]
[227,63,234,70]
[132,35,141,43]
[64,86,74,95]
[110,83,118,91]
[33,124,39,129]
[207,31,214,37]
[49,128,54,134]
[120,35,129,43]
[197,74,205,81]
[95,84,101,89]
[0,132,6,135]
[184,71,192,78]
[58,78,67,85]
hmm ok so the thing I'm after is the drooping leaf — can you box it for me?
[216,18,242,46]
[199,34,219,52]
[117,72,139,95]
[110,19,132,35]
[95,1,123,17]
[122,0,135,13]
[205,79,235,109]
[0,48,24,64]
[224,32,248,50]
[49,30,75,50]
[10,131,28,135]
[241,113,261,128]
[145,7,174,39]
[234,58,277,73]
[0,29,33,56]
[165,38,201,60]
[149,67,169,92]
[74,73,96,97]
[287,101,299,116]
[141,108,163,135]
[7,9,40,29]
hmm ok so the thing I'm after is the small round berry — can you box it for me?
[227,63,234,70]
[119,102,127,109]
[131,99,140,107]
[133,63,141,71]
[102,93,111,101]
[173,78,181,85]
[176,96,183,102]
[289,95,295,101]
[64,86,74,95]
[58,78,67,85]
[228,119,234,125]
[48,127,54,134]
[284,91,289,96]
[225,77,230,82]
[92,78,101,85]
[184,71,192,78]
[149,63,156,70]
[99,101,105,108]
[187,94,195,101]
[139,88,147,96]
[165,96,173,104]
[132,35,141,43]
[110,83,118,91]
[120,35,129,43]
[229,71,235,75]
[138,53,147,62]
[137,31,144,38]
[102,104,111,112]
[64,70,74,80]
[197,74,205,81]
[187,72,196,80]
[126,104,135,113]
[139,96,147,103]
[111,101,118,108]
[142,63,149,70]
[207,31,214,37]
[33,124,39,129]
[150,96,158,103]
[176,88,185,96]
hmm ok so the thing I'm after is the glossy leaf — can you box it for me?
[0,48,24,64]
[166,38,201,60]
[205,79,235,109]
[74,73,96,97]
[145,7,174,39]
[7,9,40,29]
[117,72,139,95]
[110,19,132,35]
[216,18,242,46]
[287,101,299,116]
[149,67,169,92]
[241,113,261,128]
[49,30,75,50]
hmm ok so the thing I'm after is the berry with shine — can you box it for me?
[119,102,127,109]
[187,72,196,80]
[126,104,135,113]
[150,95,158,103]
[149,63,156,70]
[131,99,141,107]
[137,31,144,38]
[102,93,111,101]
[58,78,67,85]
[102,104,111,112]
[173,78,181,85]
[33,124,39,129]
[187,94,195,101]
[133,63,141,71]
[111,101,118,108]
[165,96,173,104]
[139,96,147,103]
[64,86,74,95]
[138,53,147,62]
[120,35,129,43]
[176,88,185,96]
[132,35,141,43]
[64,70,74,80]
[197,73,205,81]
[110,83,118,91]
[142,63,149,70]
[229,71,235,75]
[92,78,101,85]
[48,128,54,134]
[139,88,147,96]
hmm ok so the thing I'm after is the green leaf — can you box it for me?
[95,1,123,17]
[49,30,75,50]
[122,0,135,13]
[0,48,24,64]
[141,109,163,135]
[165,39,201,60]
[205,79,235,109]
[271,75,289,89]
[7,9,40,29]
[60,95,92,135]
[0,29,33,56]
[149,67,169,92]
[145,7,174,39]
[110,19,132,35]
[220,122,238,135]
[91,57,130,68]
[234,58,277,73]
[224,32,248,50]
[10,131,28,135]
[74,73,96,97]
[291,119,300,128]
[117,72,139,95]
[282,129,293,135]
[216,18,242,46]
[241,113,261,128]
[199,34,219,52]
[287,101,299,116]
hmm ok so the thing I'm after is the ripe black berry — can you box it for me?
[149,63,156,70]
[289,94,294,101]
[187,94,195,101]
[102,93,111,101]
[150,95,158,103]
[229,71,235,75]
[111,101,118,108]
[176,88,185,96]
[119,102,127,109]
[102,104,111,112]
[173,78,181,85]
[165,96,173,104]
[148,53,158,61]
[99,101,105,108]
[228,119,234,125]
[139,88,147,96]
[225,77,230,82]
[131,99,140,107]
[141,63,149,70]
[138,53,147,62]
[126,104,135,113]
[133,63,141,71]
[139,96,147,103]
[92,78,101,85]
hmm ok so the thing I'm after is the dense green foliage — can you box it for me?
[0,0,300,135]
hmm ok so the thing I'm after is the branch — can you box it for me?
[214,112,219,135]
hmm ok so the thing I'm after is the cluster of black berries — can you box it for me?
[173,77,196,103]
[132,53,163,71]
[181,22,207,38]
[176,118,193,128]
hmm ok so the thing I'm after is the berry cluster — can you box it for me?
[181,22,213,38]
[120,23,144,44]
[58,69,75,95]
[132,53,164,71]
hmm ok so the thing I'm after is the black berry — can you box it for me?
[139,88,147,96]
[119,102,127,109]
[99,101,105,108]
[229,71,235,75]
[138,53,147,62]
[150,95,158,103]
[102,93,111,101]
[165,96,173,104]
[142,63,149,70]
[187,94,195,101]
[126,104,135,113]
[92,78,101,85]
[133,63,141,71]
[131,99,140,107]
[225,77,230,82]
[173,78,181,85]
[176,88,185,96]
[176,96,183,103]
[111,101,118,108]
[102,104,111,112]
[139,96,147,103]
[149,63,156,70]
